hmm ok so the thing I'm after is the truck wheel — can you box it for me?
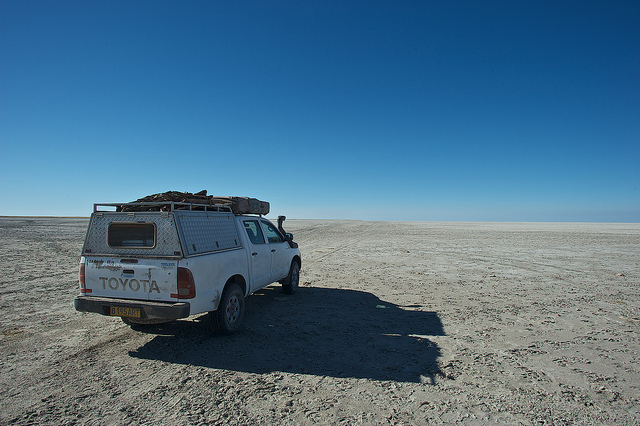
[282,262,300,294]
[211,283,245,335]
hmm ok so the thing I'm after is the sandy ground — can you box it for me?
[0,217,639,425]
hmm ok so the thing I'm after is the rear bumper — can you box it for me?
[74,295,190,320]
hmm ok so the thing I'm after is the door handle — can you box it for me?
[271,249,276,252]
[252,252,258,256]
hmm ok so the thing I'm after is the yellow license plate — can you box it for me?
[109,306,141,318]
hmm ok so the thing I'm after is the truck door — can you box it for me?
[242,220,271,290]
[260,220,291,282]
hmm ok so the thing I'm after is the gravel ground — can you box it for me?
[0,217,639,425]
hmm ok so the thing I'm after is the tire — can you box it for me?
[210,283,245,335]
[282,261,300,294]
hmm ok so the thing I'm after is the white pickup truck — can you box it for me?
[73,200,301,334]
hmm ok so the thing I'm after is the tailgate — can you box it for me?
[84,257,178,302]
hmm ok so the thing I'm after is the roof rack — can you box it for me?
[93,202,233,213]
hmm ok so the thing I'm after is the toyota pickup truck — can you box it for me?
[73,199,301,334]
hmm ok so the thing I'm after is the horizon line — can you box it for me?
[1,215,638,225]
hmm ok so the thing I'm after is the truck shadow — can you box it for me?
[129,286,445,383]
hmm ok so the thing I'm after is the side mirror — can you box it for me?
[285,233,293,241]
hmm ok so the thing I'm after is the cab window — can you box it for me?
[261,221,283,244]
[244,220,265,244]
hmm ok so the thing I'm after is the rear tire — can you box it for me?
[282,262,300,294]
[210,283,245,335]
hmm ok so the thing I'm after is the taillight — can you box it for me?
[172,267,196,299]
[79,260,91,294]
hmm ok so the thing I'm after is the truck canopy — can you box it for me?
[83,209,242,258]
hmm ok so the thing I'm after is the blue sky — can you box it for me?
[1,1,638,221]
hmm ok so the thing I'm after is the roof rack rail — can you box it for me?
[93,202,233,213]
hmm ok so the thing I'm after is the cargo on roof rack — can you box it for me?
[94,202,233,213]
[100,191,270,215]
